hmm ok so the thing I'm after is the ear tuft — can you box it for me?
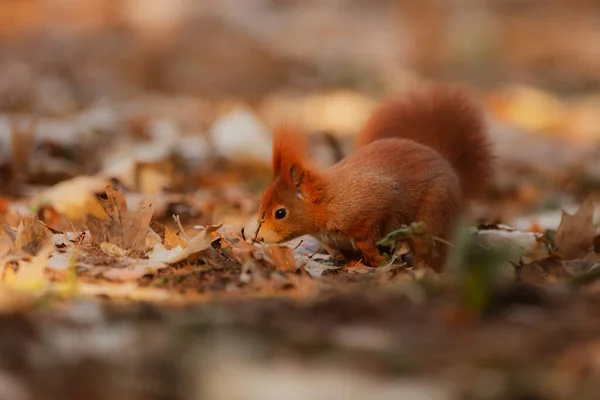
[272,123,306,176]
[271,123,323,204]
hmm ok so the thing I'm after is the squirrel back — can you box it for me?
[355,84,492,200]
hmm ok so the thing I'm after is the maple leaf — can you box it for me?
[554,195,596,260]
[84,186,154,255]
[150,221,188,250]
[14,217,51,255]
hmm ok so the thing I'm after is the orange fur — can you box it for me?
[356,84,492,199]
[272,123,306,178]
[257,84,493,271]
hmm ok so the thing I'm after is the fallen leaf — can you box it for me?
[148,224,221,264]
[555,195,596,259]
[267,245,297,273]
[299,256,340,277]
[14,218,50,255]
[85,186,154,254]
[476,228,549,264]
[150,221,188,249]
[10,243,54,291]
[289,235,322,256]
[98,185,128,220]
[33,176,109,220]
[221,240,259,264]
[519,257,565,285]
[100,242,127,257]
[47,252,73,269]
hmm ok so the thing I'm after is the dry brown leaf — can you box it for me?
[98,185,128,220]
[555,195,596,259]
[148,224,221,264]
[267,245,297,273]
[165,227,188,249]
[34,176,109,220]
[100,242,127,257]
[150,221,188,249]
[14,218,50,255]
[520,257,571,284]
[221,236,260,264]
[85,186,154,254]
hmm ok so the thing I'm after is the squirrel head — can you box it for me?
[256,123,326,243]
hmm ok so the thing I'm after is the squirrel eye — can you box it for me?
[274,208,287,220]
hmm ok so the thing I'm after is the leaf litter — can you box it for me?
[554,194,596,259]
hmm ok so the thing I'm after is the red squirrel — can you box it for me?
[255,84,493,271]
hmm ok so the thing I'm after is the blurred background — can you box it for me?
[2,0,600,100]
[1,0,600,228]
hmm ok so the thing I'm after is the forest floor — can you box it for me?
[1,4,600,399]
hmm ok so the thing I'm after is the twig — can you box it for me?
[308,244,324,259]
[172,214,189,240]
[292,239,304,251]
[253,212,265,242]
[432,235,458,248]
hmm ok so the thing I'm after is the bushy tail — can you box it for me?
[355,84,493,199]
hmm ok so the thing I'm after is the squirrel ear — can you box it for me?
[289,163,306,200]
[289,163,305,185]
[289,163,322,203]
